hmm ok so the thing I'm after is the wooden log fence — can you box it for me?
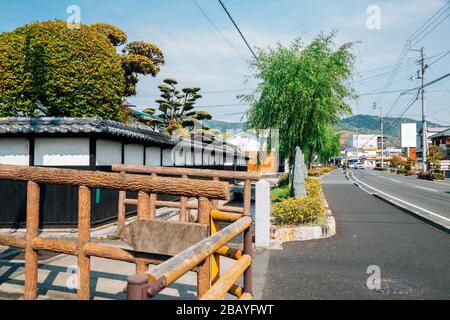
[126,215,253,300]
[112,164,258,297]
[0,164,244,300]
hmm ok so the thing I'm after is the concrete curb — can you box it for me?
[269,188,336,245]
[348,173,450,235]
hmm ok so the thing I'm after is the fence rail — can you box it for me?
[0,164,256,300]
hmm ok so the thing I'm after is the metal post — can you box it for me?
[380,106,384,168]
[243,179,253,295]
[126,274,149,300]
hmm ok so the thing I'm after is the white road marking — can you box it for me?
[350,172,450,223]
[389,178,402,183]
[414,185,438,193]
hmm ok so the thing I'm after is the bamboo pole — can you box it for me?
[211,177,220,285]
[211,211,242,223]
[228,284,243,298]
[144,216,251,292]
[83,243,165,265]
[77,186,91,300]
[24,181,39,300]
[200,254,252,300]
[215,246,243,260]
[197,197,211,298]
[217,205,244,214]
[239,292,253,300]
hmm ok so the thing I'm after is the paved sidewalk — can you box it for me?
[261,171,450,299]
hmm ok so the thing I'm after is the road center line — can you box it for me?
[350,172,450,223]
[414,185,438,193]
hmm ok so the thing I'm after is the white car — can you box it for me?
[356,162,364,169]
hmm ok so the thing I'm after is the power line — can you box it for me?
[374,1,450,115]
[217,0,259,62]
[192,0,247,62]
[411,12,449,47]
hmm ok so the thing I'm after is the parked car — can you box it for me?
[356,162,364,170]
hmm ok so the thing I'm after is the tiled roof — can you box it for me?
[432,128,450,139]
[0,117,176,146]
[0,117,247,157]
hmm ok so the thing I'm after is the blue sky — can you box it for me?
[0,0,449,124]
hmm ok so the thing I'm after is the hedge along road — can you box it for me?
[260,171,450,299]
[349,169,450,231]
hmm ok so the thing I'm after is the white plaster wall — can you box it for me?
[145,147,162,166]
[35,138,89,166]
[124,144,144,165]
[0,138,29,165]
[96,139,122,166]
[194,148,203,166]
[174,146,185,166]
[162,149,174,166]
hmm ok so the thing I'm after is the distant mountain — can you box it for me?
[335,114,444,147]
[203,115,446,148]
[203,120,245,133]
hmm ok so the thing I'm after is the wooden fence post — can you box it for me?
[77,186,91,300]
[117,170,126,231]
[243,179,253,295]
[197,197,211,297]
[118,190,126,231]
[24,181,40,300]
[136,191,150,273]
[149,173,157,219]
[179,175,188,222]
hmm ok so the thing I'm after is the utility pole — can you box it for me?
[420,47,427,172]
[373,102,384,168]
[410,47,426,171]
[380,105,384,168]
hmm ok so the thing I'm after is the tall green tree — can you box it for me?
[0,21,164,120]
[242,33,355,168]
[140,78,212,135]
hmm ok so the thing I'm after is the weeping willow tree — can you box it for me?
[242,32,355,169]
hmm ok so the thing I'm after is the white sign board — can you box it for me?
[401,123,417,148]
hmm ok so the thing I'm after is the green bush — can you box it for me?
[308,169,322,177]
[271,184,290,203]
[0,20,125,120]
[272,196,325,225]
[305,178,321,198]
[278,173,289,187]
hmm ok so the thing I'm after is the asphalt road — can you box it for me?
[261,171,450,299]
[349,169,450,230]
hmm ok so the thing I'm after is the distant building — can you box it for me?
[430,128,450,176]
[225,131,278,174]
[416,126,450,160]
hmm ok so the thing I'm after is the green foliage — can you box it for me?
[0,20,125,120]
[305,177,321,198]
[271,184,290,203]
[272,196,325,225]
[90,23,127,46]
[138,78,212,135]
[0,20,165,119]
[122,41,165,96]
[278,173,290,187]
[243,33,355,166]
[427,144,444,171]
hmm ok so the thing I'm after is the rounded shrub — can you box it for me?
[0,20,125,120]
[272,196,325,225]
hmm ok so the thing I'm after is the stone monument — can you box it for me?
[293,146,307,197]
